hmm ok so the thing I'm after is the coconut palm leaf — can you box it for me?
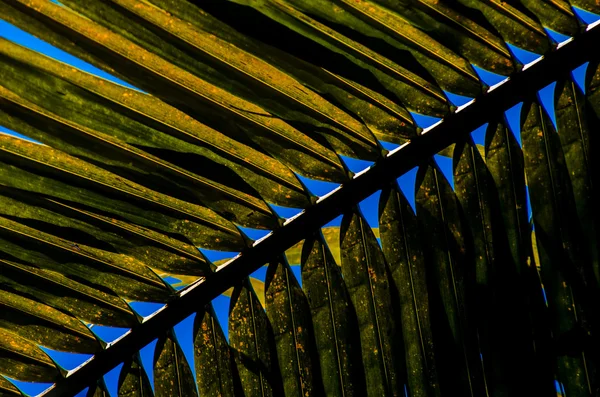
[340,209,404,395]
[0,0,600,396]
[415,161,486,396]
[153,335,197,397]
[453,0,552,56]
[229,279,283,396]
[193,305,237,397]
[521,99,596,395]
[117,358,153,397]
[555,78,599,287]
[484,119,554,395]
[379,185,439,397]
[301,233,366,396]
[265,257,322,396]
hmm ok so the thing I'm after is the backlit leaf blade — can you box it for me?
[322,72,417,144]
[2,0,351,177]
[484,120,554,395]
[0,214,170,303]
[484,121,532,278]
[0,328,59,383]
[521,100,594,395]
[147,0,417,144]
[375,0,515,77]
[224,0,450,117]
[0,41,285,229]
[339,209,404,395]
[585,60,600,285]
[0,95,277,233]
[0,377,20,397]
[301,233,366,396]
[454,138,537,395]
[284,0,482,98]
[415,162,485,396]
[0,183,209,279]
[379,185,439,397]
[118,358,153,397]
[194,305,237,397]
[0,37,310,210]
[570,0,600,16]
[555,78,599,287]
[519,0,580,38]
[61,0,380,162]
[0,257,136,328]
[0,134,244,252]
[0,289,99,354]
[455,0,551,57]
[229,279,283,396]
[153,335,197,397]
[265,257,323,396]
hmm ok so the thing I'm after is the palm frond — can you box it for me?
[0,1,599,396]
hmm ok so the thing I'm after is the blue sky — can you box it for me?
[0,11,595,396]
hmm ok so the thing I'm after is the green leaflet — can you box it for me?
[0,0,598,394]
[585,60,600,284]
[0,38,309,212]
[518,0,580,38]
[0,134,244,251]
[0,0,442,119]
[415,162,485,396]
[587,59,600,123]
[0,143,179,302]
[0,214,171,303]
[194,305,237,397]
[375,0,514,77]
[521,101,594,396]
[455,0,551,58]
[0,183,209,278]
[484,120,552,395]
[154,1,416,144]
[0,377,20,397]
[320,72,416,144]
[570,0,600,16]
[227,0,449,117]
[340,209,404,396]
[453,139,497,385]
[153,335,197,397]
[379,186,439,397]
[301,233,366,396]
[229,279,283,396]
[265,257,323,396]
[454,138,535,396]
[484,121,532,277]
[0,328,59,383]
[0,257,135,328]
[61,0,380,162]
[283,0,482,98]
[555,79,598,287]
[2,0,351,179]
[0,41,284,230]
[0,289,99,354]
[0,92,276,233]
[118,359,153,397]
